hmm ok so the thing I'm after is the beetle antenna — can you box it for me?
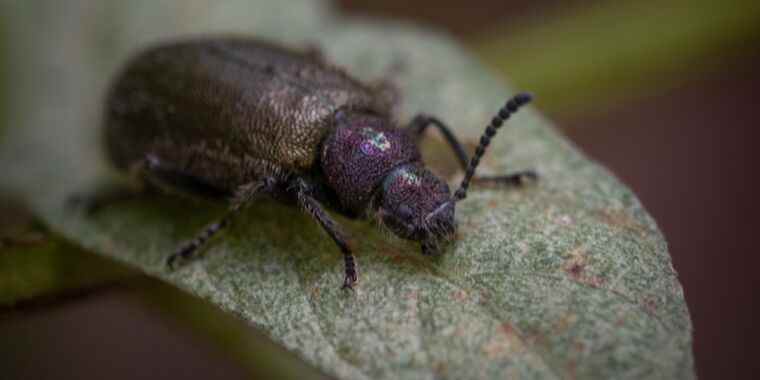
[452,93,532,202]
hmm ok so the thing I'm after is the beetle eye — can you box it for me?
[397,204,413,221]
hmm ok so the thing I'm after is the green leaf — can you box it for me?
[0,198,137,306]
[0,1,694,379]
[0,233,134,306]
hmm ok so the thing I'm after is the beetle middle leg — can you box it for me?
[407,114,537,187]
[67,159,158,214]
[167,177,278,269]
[292,178,357,290]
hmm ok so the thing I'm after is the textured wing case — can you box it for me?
[105,38,388,191]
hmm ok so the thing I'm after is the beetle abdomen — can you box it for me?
[105,38,387,191]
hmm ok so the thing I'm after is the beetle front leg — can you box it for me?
[292,178,357,290]
[470,170,537,188]
[407,114,538,187]
[167,177,277,269]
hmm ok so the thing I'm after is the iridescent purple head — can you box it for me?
[322,112,456,254]
[378,164,456,254]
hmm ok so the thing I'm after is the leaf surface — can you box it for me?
[0,1,694,379]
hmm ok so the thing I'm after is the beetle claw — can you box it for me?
[342,273,357,291]
[167,254,179,270]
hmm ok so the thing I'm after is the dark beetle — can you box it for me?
[102,38,535,290]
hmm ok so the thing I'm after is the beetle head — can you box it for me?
[377,164,456,254]
[376,92,534,254]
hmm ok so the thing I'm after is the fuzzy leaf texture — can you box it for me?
[0,1,694,379]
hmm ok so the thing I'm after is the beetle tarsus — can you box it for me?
[342,273,357,291]
[167,241,196,270]
[166,250,181,270]
[341,253,358,291]
[471,170,539,188]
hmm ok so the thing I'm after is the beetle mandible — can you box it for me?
[99,38,535,290]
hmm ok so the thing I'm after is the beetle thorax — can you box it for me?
[321,112,420,215]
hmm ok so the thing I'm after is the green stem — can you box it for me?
[471,0,760,117]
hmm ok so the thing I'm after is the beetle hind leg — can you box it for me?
[66,159,156,214]
[141,154,230,200]
[68,154,230,214]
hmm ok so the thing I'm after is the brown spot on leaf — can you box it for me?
[563,247,588,276]
[478,290,491,305]
[597,208,647,236]
[432,361,448,376]
[403,290,419,302]
[390,253,408,264]
[553,313,578,333]
[499,322,516,336]
[482,323,523,359]
[642,297,658,314]
[525,328,548,347]
[451,289,468,302]
[566,359,578,380]
[568,262,583,276]
[563,343,585,380]
[563,247,606,288]
[482,338,508,359]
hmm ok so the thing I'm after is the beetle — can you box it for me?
[98,37,535,290]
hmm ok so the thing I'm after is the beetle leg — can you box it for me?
[407,115,538,188]
[67,183,147,214]
[69,154,233,214]
[292,178,357,290]
[167,177,277,269]
[470,170,538,188]
[141,154,230,199]
[407,114,470,170]
[67,159,157,214]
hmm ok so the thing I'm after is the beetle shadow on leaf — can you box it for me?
[73,189,440,281]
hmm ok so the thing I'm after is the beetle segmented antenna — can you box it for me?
[452,93,533,202]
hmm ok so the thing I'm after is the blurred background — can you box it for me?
[1,0,758,379]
